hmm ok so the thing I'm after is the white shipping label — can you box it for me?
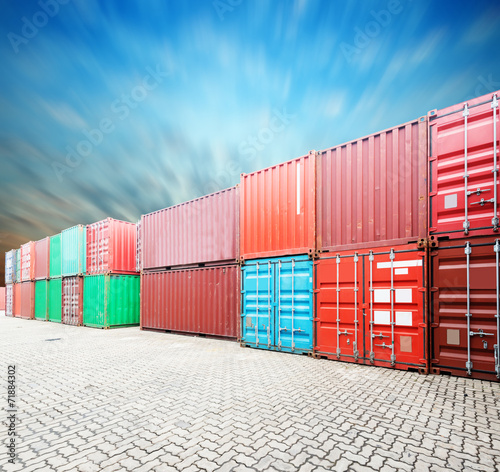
[374,310,391,325]
[395,289,412,303]
[396,311,413,326]
[377,260,422,269]
[395,268,408,275]
[374,289,391,303]
[444,193,458,209]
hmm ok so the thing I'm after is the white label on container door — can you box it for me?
[374,289,391,303]
[374,311,391,325]
[396,311,413,326]
[395,268,408,275]
[297,161,301,215]
[377,260,422,269]
[395,289,412,303]
[444,193,458,209]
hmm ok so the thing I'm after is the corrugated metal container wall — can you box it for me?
[317,118,428,253]
[87,218,137,275]
[62,277,83,326]
[141,265,240,339]
[48,278,62,323]
[34,280,48,320]
[15,249,21,282]
[0,286,5,311]
[34,237,50,280]
[62,225,86,276]
[314,243,427,372]
[21,242,35,281]
[83,274,140,328]
[240,154,316,261]
[5,250,15,284]
[241,255,314,354]
[142,186,239,269]
[13,283,21,317]
[6,284,14,317]
[428,90,500,240]
[50,233,62,278]
[430,236,500,381]
[19,281,35,319]
[136,219,142,272]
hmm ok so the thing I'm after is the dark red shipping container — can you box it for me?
[141,264,240,339]
[317,117,428,253]
[21,241,35,281]
[19,281,35,320]
[34,237,50,280]
[87,218,137,275]
[430,236,499,381]
[240,152,316,261]
[6,284,13,317]
[315,243,428,372]
[13,283,21,317]
[62,277,83,326]
[0,286,5,311]
[428,90,500,240]
[142,186,239,269]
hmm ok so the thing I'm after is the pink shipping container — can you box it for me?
[62,277,83,326]
[240,152,316,261]
[141,264,240,339]
[317,117,428,253]
[0,286,5,311]
[6,285,13,317]
[142,186,239,270]
[19,281,35,319]
[87,218,138,275]
[21,241,35,281]
[34,237,50,280]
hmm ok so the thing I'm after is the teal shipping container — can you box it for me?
[83,274,140,328]
[48,278,62,323]
[15,249,21,282]
[62,225,86,276]
[34,280,48,320]
[49,233,62,278]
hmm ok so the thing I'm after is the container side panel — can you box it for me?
[108,275,140,326]
[13,283,21,317]
[5,250,15,284]
[62,277,83,325]
[49,234,62,278]
[48,278,62,323]
[0,287,5,311]
[21,242,35,281]
[83,275,106,327]
[62,225,86,276]
[19,281,35,319]
[6,284,14,317]
[34,280,48,320]
[34,237,50,280]
[15,249,21,282]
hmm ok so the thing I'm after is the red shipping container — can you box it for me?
[317,118,428,253]
[87,218,137,275]
[21,242,35,281]
[19,281,35,320]
[13,283,21,317]
[142,186,239,269]
[240,153,316,261]
[62,277,83,326]
[34,237,50,280]
[136,219,142,272]
[6,284,13,317]
[0,286,5,311]
[314,243,428,373]
[141,264,240,339]
[430,236,499,382]
[429,90,500,240]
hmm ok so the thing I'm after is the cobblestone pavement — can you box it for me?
[0,314,499,472]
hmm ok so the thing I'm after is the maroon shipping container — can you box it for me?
[62,277,83,326]
[21,241,35,281]
[430,236,500,381]
[136,219,142,272]
[87,218,137,275]
[240,153,316,261]
[141,264,240,339]
[6,284,13,317]
[13,283,21,317]
[19,281,35,319]
[317,117,428,253]
[34,237,50,280]
[428,90,500,240]
[0,286,5,311]
[142,186,239,270]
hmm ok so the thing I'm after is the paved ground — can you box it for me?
[0,313,499,472]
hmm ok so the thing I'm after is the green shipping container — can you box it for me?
[50,233,62,278]
[83,275,140,328]
[48,278,62,323]
[15,249,21,282]
[34,280,48,320]
[62,225,86,276]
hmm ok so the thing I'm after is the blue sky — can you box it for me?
[1,0,499,281]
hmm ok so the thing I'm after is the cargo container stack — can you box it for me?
[240,154,316,355]
[428,90,500,382]
[141,187,240,339]
[83,218,139,328]
[5,249,16,317]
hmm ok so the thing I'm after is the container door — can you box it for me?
[431,239,499,381]
[276,258,313,353]
[241,261,275,349]
[6,285,13,317]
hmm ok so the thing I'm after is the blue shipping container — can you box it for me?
[241,255,313,354]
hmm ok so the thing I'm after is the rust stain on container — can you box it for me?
[34,237,50,280]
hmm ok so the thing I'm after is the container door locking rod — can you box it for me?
[465,242,472,375]
[255,262,259,347]
[369,251,375,363]
[353,253,359,360]
[492,94,499,231]
[291,259,295,352]
[278,261,282,350]
[495,239,500,378]
[390,249,396,366]
[464,103,470,235]
[267,261,271,348]
[336,254,341,358]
